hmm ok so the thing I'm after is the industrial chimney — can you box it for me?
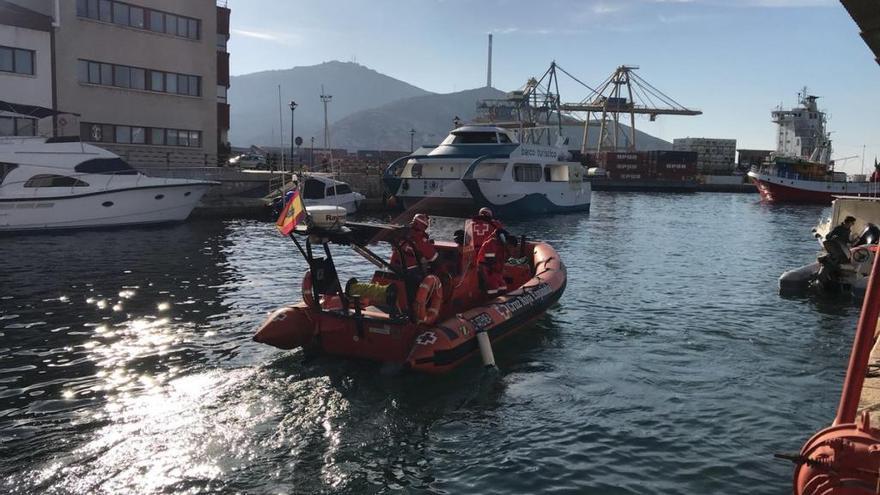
[487,34,493,88]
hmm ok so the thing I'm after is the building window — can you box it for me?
[148,10,164,32]
[99,0,112,22]
[112,2,128,25]
[217,85,227,102]
[150,70,164,91]
[129,6,144,28]
[0,46,35,75]
[131,67,145,90]
[113,65,130,88]
[131,127,145,144]
[81,122,201,148]
[151,128,165,145]
[76,0,200,40]
[0,117,37,136]
[100,63,112,85]
[165,72,177,93]
[78,59,200,97]
[115,125,131,143]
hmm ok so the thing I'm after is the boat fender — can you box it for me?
[302,270,317,308]
[853,248,870,264]
[476,329,496,369]
[414,275,443,325]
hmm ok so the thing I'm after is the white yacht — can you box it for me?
[0,137,215,232]
[382,125,590,217]
[299,173,365,213]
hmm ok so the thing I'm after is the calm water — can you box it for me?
[0,192,860,494]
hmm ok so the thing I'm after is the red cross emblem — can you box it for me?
[473,222,490,237]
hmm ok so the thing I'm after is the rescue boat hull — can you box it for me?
[253,241,567,373]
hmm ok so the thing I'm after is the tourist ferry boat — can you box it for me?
[748,89,880,204]
[253,209,566,373]
[0,137,215,232]
[382,125,590,217]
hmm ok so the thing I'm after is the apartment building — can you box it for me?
[2,0,231,169]
[0,0,53,137]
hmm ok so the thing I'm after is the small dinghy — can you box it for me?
[779,223,880,299]
[253,207,566,373]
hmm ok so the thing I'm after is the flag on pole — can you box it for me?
[276,190,306,235]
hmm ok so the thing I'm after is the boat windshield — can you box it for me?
[74,158,138,175]
[302,178,325,199]
[442,131,499,145]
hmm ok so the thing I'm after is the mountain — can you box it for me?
[328,86,507,150]
[228,61,431,146]
[329,86,672,151]
[229,60,672,151]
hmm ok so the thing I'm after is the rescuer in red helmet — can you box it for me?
[391,213,438,273]
[472,207,515,296]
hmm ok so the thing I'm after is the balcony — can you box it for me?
[217,51,229,87]
[216,4,230,36]
[217,102,230,130]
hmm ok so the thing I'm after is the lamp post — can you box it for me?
[289,101,297,168]
[410,128,416,152]
[310,136,315,170]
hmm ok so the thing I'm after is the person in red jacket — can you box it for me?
[391,213,437,273]
[477,229,507,295]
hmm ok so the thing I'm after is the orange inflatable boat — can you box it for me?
[253,217,566,373]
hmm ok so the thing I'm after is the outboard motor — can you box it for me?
[816,239,851,292]
[854,223,880,247]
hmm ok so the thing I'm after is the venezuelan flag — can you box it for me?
[276,190,306,235]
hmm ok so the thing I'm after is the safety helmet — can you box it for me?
[411,213,430,232]
[478,207,493,218]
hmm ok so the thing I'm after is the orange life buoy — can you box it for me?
[302,270,317,308]
[414,274,443,325]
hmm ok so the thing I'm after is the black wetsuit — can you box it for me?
[826,224,852,245]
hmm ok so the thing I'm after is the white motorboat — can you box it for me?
[0,137,216,232]
[299,173,365,213]
[382,125,590,217]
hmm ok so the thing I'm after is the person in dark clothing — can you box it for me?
[820,215,857,269]
[826,216,857,245]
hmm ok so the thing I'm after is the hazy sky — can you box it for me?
[227,0,879,173]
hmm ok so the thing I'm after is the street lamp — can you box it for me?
[410,128,416,152]
[289,101,297,167]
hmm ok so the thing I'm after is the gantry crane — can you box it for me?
[476,62,702,152]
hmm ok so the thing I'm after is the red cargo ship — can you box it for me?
[747,88,880,204]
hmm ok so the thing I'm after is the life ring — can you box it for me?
[414,274,443,325]
[302,270,317,308]
[853,248,870,263]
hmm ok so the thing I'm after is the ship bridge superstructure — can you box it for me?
[772,87,831,162]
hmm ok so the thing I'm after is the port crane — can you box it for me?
[476,62,702,152]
